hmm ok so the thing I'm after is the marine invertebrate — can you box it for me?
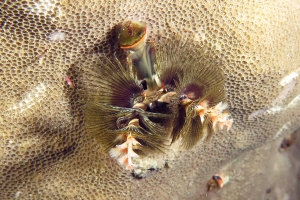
[207,174,230,192]
[279,133,297,152]
[109,132,141,170]
[2,1,300,199]
[82,20,233,170]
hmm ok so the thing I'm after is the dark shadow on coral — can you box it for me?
[0,139,78,198]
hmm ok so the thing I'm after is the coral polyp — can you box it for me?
[82,20,233,171]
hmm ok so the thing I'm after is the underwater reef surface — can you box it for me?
[1,0,300,199]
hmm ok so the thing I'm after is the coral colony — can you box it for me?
[83,20,233,170]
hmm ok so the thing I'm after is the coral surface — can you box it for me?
[1,0,300,199]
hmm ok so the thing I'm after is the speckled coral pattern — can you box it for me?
[1,0,300,199]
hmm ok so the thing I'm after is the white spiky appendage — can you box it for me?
[109,133,141,170]
[195,100,209,122]
[196,101,233,132]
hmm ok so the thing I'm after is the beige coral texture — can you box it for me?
[1,0,300,199]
